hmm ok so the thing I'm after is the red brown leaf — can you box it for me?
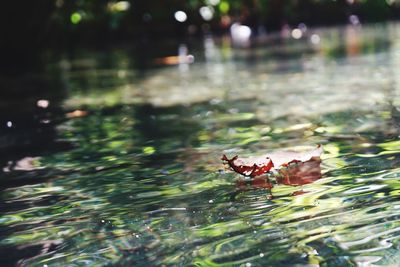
[222,145,323,177]
[234,158,322,199]
[221,154,274,177]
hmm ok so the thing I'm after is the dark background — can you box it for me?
[1,0,400,75]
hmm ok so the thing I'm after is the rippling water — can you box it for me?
[2,23,400,266]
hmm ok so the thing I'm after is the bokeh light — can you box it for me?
[310,34,321,44]
[199,6,214,21]
[219,1,230,14]
[291,28,302,39]
[231,23,251,46]
[206,0,220,6]
[70,12,82,24]
[349,14,361,25]
[37,99,49,109]
[174,11,187,23]
[107,1,130,12]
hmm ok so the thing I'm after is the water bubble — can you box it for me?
[259,253,264,257]
[6,121,12,128]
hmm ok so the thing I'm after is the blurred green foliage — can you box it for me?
[2,0,400,74]
[13,0,400,43]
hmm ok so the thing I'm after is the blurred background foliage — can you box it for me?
[2,0,400,74]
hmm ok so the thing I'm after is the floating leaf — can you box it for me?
[221,154,274,177]
[222,145,323,177]
[234,159,322,198]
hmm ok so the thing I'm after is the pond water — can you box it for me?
[2,23,400,266]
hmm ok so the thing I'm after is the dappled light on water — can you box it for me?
[2,23,400,266]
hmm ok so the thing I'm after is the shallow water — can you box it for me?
[2,23,400,266]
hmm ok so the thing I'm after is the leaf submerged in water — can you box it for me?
[222,145,323,177]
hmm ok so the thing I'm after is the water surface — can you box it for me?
[2,23,400,266]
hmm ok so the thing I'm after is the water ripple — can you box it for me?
[3,23,400,266]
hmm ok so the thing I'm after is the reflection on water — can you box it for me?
[2,23,400,266]
[277,159,322,186]
[235,160,322,198]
